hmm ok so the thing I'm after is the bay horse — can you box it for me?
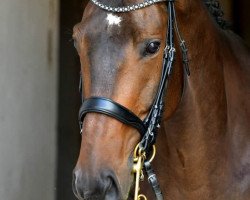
[72,0,250,199]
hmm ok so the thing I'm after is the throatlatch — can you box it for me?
[78,0,190,199]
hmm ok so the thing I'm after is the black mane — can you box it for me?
[204,0,229,29]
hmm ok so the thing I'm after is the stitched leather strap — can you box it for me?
[79,97,147,136]
[144,161,164,200]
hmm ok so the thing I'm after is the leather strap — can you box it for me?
[79,97,147,136]
[144,161,164,200]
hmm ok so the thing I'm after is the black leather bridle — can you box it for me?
[78,0,189,199]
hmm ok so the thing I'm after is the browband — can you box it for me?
[79,97,147,136]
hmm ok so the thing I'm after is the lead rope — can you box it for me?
[133,0,190,199]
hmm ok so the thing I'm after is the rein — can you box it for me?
[78,0,190,199]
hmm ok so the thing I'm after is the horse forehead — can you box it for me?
[84,5,165,36]
[83,12,128,39]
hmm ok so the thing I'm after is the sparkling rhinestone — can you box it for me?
[90,0,167,13]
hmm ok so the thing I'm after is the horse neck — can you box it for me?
[166,1,227,138]
[156,1,233,196]
[179,12,227,134]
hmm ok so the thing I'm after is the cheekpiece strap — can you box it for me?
[144,161,164,200]
[139,0,176,150]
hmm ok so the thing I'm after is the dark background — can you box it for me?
[57,0,250,199]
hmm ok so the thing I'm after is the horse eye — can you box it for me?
[145,41,161,55]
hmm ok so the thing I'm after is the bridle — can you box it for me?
[78,0,190,199]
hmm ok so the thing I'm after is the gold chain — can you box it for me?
[132,144,156,200]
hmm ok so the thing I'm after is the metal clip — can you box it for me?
[132,144,146,200]
[132,144,157,200]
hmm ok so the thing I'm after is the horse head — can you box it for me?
[71,0,185,199]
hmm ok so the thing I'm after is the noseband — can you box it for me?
[78,0,190,199]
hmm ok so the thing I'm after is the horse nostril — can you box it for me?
[102,172,121,200]
[105,178,120,199]
[72,169,122,200]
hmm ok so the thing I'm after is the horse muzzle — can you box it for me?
[72,168,123,200]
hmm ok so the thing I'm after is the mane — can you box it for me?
[204,0,229,29]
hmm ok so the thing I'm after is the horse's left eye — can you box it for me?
[145,41,161,55]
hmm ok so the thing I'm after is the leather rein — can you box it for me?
[78,0,190,199]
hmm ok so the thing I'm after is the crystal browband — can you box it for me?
[90,0,166,13]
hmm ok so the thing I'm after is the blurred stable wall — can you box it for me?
[0,0,59,200]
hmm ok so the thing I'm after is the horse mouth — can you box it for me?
[72,186,134,200]
[72,176,130,200]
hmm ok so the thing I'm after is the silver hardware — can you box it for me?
[90,0,166,13]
